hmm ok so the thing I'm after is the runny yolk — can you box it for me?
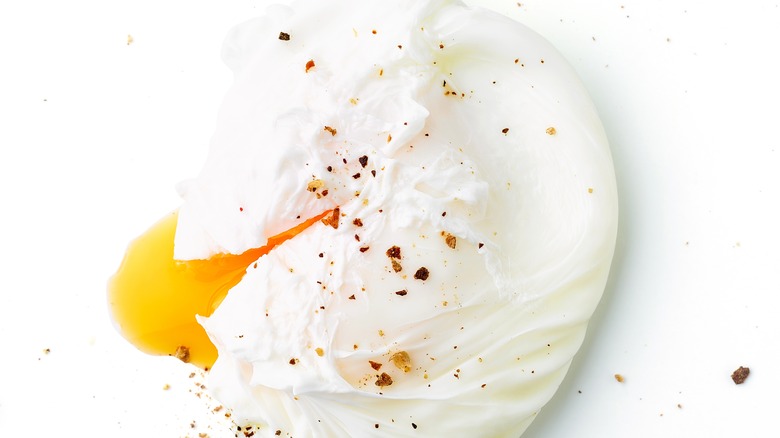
[108,210,330,369]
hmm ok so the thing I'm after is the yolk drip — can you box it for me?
[108,210,330,369]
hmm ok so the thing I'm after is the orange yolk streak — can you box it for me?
[108,210,331,369]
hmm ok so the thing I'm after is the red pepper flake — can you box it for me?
[731,366,750,384]
[279,32,290,41]
[321,207,340,229]
[353,218,363,227]
[386,245,402,259]
[352,172,361,179]
[348,294,356,300]
[375,372,393,387]
[354,234,361,242]
[239,207,244,212]
[289,358,298,365]
[395,289,408,296]
[414,267,429,281]
[359,155,369,168]
[324,126,337,136]
[321,189,329,197]
[305,59,316,72]
[502,128,509,134]
[359,246,370,253]
[369,360,383,370]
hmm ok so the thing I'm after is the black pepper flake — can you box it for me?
[289,358,298,365]
[279,32,290,41]
[395,289,408,296]
[359,155,368,168]
[412,423,418,429]
[386,246,402,259]
[354,234,361,242]
[414,267,429,281]
[275,431,282,436]
[371,170,377,177]
[352,172,361,179]
[348,294,356,300]
[502,128,509,134]
[359,246,370,253]
[326,165,333,172]
[441,211,447,217]
[318,253,324,258]
[732,366,750,384]
[353,218,363,227]
[478,242,484,249]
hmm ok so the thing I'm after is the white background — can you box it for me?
[1,1,778,437]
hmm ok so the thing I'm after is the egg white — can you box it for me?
[176,0,618,436]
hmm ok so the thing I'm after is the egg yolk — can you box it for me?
[108,210,330,369]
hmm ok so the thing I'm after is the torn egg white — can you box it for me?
[175,0,618,436]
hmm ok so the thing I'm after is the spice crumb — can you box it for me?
[375,372,394,387]
[501,128,509,134]
[390,351,412,372]
[614,373,625,383]
[395,289,408,296]
[414,267,430,281]
[731,366,750,384]
[391,259,403,273]
[173,346,190,363]
[321,207,340,229]
[386,245,402,259]
[279,32,290,41]
[546,126,557,135]
[324,126,337,136]
[443,232,457,249]
[369,360,383,370]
